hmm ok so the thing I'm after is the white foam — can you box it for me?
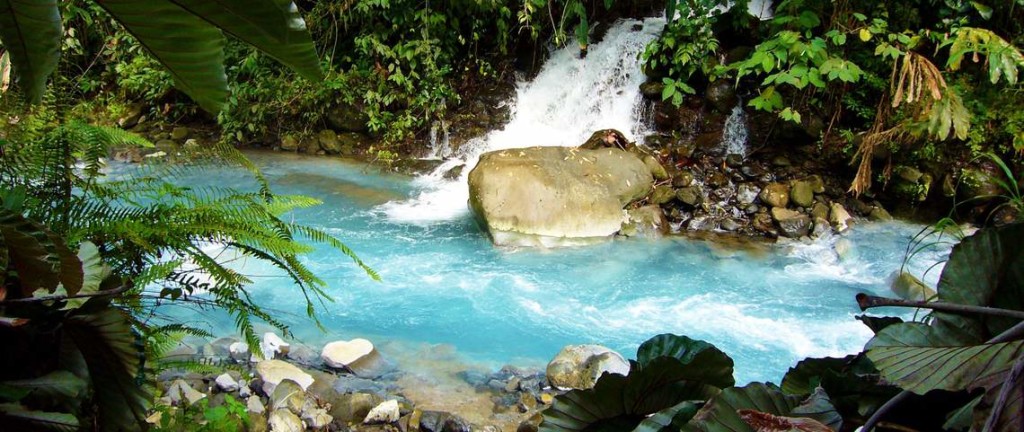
[378,17,664,224]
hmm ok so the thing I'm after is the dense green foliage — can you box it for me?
[641,0,1024,196]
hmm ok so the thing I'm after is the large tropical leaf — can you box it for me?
[934,223,1024,338]
[867,323,1024,394]
[782,355,897,422]
[0,208,69,297]
[166,0,322,81]
[64,304,149,432]
[0,0,61,102]
[540,357,724,432]
[94,0,228,113]
[0,371,86,405]
[682,383,842,432]
[636,334,735,388]
[634,401,700,432]
[0,403,79,432]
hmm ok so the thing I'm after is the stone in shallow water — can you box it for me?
[321,338,393,378]
[268,409,303,432]
[546,345,629,390]
[364,399,400,424]
[255,360,314,395]
[167,379,206,405]
[215,373,239,392]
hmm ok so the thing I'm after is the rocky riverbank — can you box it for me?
[153,331,641,432]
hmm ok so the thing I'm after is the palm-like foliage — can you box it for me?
[0,0,322,112]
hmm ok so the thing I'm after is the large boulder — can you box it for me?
[327,103,370,133]
[546,345,629,390]
[255,360,314,395]
[321,338,391,378]
[468,146,653,247]
[759,183,790,208]
[771,208,811,238]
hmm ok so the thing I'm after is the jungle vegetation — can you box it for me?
[0,0,1022,430]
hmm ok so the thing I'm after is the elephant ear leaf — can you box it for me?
[64,304,150,432]
[95,0,228,113]
[0,403,79,432]
[541,357,724,432]
[682,383,842,432]
[0,0,62,103]
[166,0,323,81]
[935,223,1024,338]
[636,333,735,388]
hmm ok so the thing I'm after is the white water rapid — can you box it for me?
[378,17,664,223]
[722,102,749,157]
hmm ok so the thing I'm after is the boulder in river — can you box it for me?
[255,360,314,395]
[321,338,392,378]
[759,182,790,208]
[468,146,653,247]
[546,345,629,390]
[771,207,811,238]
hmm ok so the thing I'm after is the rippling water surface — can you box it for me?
[158,152,949,384]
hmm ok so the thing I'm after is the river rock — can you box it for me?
[890,271,937,302]
[673,170,695,188]
[318,129,342,154]
[810,202,830,221]
[330,393,384,424]
[869,206,893,221]
[759,183,790,208]
[246,395,265,415]
[301,403,333,429]
[321,338,390,377]
[677,186,703,207]
[254,332,290,361]
[170,127,190,141]
[790,180,815,208]
[268,409,303,432]
[270,379,305,413]
[771,208,811,238]
[829,203,853,232]
[280,135,299,151]
[546,345,629,390]
[419,411,471,432]
[468,146,653,247]
[327,103,370,132]
[650,185,675,205]
[364,400,400,424]
[640,81,665,99]
[705,79,738,113]
[623,205,668,238]
[167,379,206,405]
[255,360,314,395]
[643,155,669,181]
[215,373,239,392]
[333,374,396,396]
[117,104,144,129]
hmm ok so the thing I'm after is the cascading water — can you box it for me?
[722,102,749,158]
[425,120,451,160]
[378,17,664,223]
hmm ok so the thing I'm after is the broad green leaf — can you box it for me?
[0,208,62,296]
[867,322,1024,394]
[0,0,61,102]
[0,371,87,405]
[62,241,111,310]
[859,28,871,42]
[65,305,150,431]
[540,357,723,432]
[0,403,79,432]
[633,401,700,432]
[782,356,852,396]
[936,223,1024,338]
[682,382,841,432]
[167,0,322,81]
[636,334,735,388]
[95,0,228,113]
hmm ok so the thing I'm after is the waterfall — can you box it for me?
[378,17,664,223]
[722,102,749,158]
[425,120,451,160]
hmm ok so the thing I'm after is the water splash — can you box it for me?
[425,120,451,160]
[377,17,664,224]
[722,102,749,158]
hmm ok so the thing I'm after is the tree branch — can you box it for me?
[856,293,1024,320]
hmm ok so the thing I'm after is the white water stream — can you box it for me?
[378,17,664,223]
